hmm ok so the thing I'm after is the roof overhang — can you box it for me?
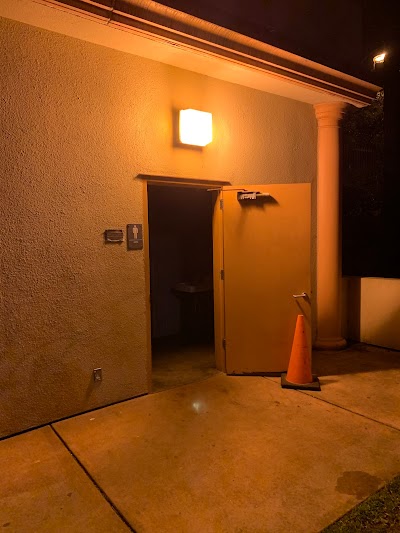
[0,0,380,107]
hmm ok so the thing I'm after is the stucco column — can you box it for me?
[314,102,347,350]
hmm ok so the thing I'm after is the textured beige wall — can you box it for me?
[0,17,317,437]
[342,277,400,350]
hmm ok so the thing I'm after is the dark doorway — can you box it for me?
[147,184,217,391]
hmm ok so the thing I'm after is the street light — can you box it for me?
[373,51,386,70]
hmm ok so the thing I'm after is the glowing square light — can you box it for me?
[179,109,212,146]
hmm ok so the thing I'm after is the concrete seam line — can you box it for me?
[50,425,137,533]
[0,392,148,442]
[297,392,400,433]
[261,376,400,433]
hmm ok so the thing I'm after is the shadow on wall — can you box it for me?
[342,276,362,341]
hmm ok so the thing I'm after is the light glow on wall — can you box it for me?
[179,109,212,146]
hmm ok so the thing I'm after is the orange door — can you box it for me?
[222,184,311,374]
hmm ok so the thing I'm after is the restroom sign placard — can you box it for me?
[127,224,143,250]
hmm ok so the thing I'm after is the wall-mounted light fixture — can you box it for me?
[179,109,212,147]
[373,52,386,66]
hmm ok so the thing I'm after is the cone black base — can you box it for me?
[281,373,321,391]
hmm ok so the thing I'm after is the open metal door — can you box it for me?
[222,184,311,374]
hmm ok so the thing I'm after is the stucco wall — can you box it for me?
[0,17,317,438]
[342,277,400,351]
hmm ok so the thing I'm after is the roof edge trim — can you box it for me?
[32,0,381,105]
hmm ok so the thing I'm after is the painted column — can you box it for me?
[314,102,347,350]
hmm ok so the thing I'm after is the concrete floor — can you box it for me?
[151,340,219,392]
[1,344,400,533]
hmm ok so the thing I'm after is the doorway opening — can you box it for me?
[147,183,218,392]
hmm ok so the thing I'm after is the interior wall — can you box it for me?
[0,16,317,438]
[148,186,213,339]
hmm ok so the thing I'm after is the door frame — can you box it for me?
[140,174,230,392]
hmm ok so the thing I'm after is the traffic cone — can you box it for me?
[281,315,320,391]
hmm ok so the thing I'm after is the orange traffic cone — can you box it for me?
[281,315,320,391]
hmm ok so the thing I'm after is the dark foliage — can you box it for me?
[323,473,400,532]
[341,93,384,276]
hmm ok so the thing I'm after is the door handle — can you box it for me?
[293,292,308,298]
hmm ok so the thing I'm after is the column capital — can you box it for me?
[314,102,347,127]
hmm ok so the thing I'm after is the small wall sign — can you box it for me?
[127,224,143,250]
[104,229,124,243]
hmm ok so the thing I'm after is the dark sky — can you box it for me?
[157,0,398,80]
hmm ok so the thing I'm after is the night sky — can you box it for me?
[157,0,399,276]
[157,0,399,81]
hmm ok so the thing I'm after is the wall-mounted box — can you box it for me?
[104,229,124,243]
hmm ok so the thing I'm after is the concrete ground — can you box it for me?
[152,340,218,392]
[1,344,400,533]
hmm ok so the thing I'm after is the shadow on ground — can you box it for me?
[313,342,400,376]
[151,338,219,392]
